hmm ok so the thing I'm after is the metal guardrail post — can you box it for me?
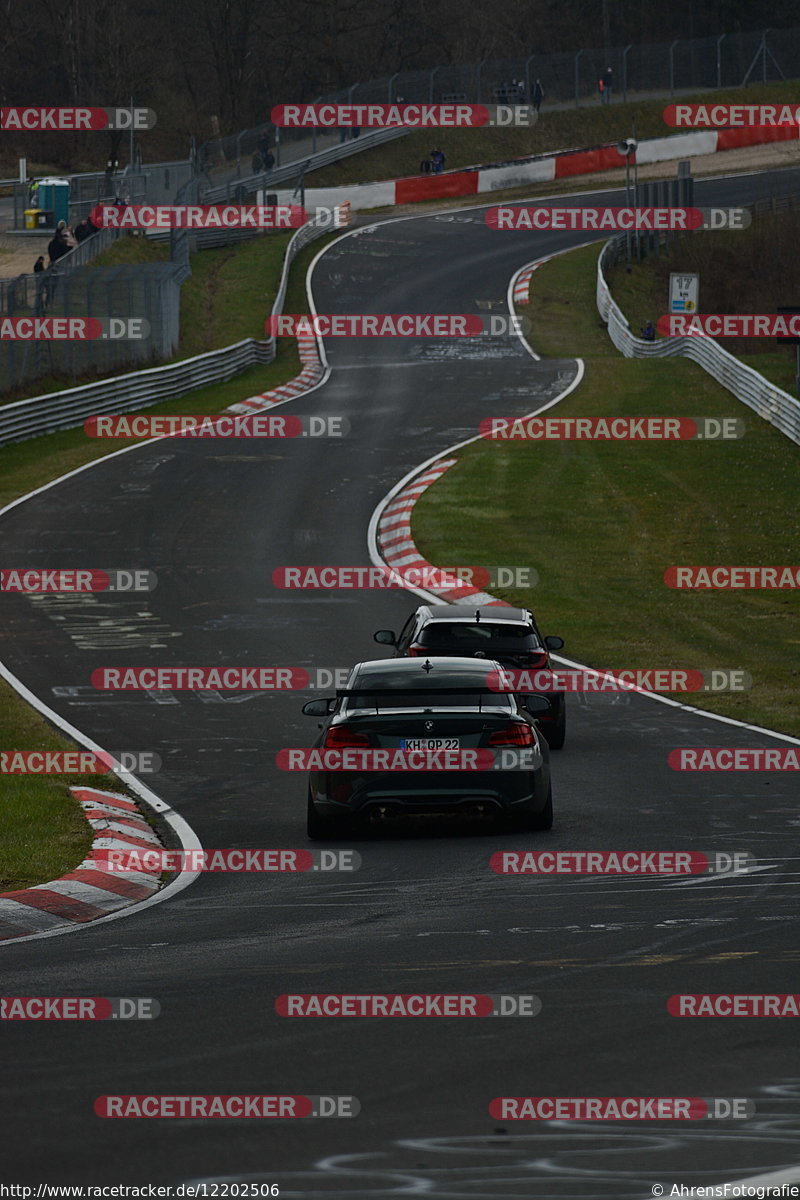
[524,56,535,101]
[388,72,399,101]
[716,35,726,88]
[623,44,632,102]
[669,41,679,96]
[476,59,486,104]
[429,66,440,103]
[574,50,583,107]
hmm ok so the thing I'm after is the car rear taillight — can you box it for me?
[407,645,426,656]
[324,726,371,749]
[489,723,535,747]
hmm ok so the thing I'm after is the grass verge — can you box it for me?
[411,241,800,737]
[0,229,339,892]
[308,80,800,187]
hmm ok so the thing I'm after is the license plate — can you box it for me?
[400,738,460,751]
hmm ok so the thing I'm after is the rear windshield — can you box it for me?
[419,623,540,653]
[344,669,514,712]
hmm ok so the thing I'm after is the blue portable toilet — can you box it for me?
[36,178,70,227]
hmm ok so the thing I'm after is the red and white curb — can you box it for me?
[227,335,324,415]
[513,252,566,304]
[0,788,163,942]
[376,457,511,608]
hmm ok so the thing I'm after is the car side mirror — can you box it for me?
[521,694,552,716]
[544,635,564,651]
[374,629,397,646]
[302,698,336,716]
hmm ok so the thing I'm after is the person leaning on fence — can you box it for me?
[430,148,445,174]
[641,320,656,342]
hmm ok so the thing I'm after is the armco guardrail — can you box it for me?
[0,216,334,448]
[201,126,410,203]
[596,235,800,447]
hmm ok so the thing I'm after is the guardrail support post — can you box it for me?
[623,44,632,102]
[429,66,439,103]
[574,50,583,107]
[716,34,725,87]
[669,40,679,96]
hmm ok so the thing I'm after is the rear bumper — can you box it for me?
[310,768,548,820]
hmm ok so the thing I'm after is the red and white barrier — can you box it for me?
[268,122,799,215]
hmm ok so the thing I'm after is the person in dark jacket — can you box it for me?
[641,320,656,342]
[47,230,69,265]
[430,147,445,173]
[33,256,46,272]
[533,80,544,112]
[602,67,613,103]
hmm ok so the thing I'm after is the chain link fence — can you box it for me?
[200,26,800,182]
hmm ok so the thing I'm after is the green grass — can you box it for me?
[0,681,101,891]
[308,79,800,188]
[0,230,339,892]
[411,242,800,737]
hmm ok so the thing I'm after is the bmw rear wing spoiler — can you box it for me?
[335,684,515,715]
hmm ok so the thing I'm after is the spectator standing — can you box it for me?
[602,67,613,103]
[533,80,544,112]
[257,133,271,163]
[33,256,45,272]
[263,150,275,172]
[47,228,69,266]
[430,147,445,173]
[641,321,656,342]
[74,217,95,243]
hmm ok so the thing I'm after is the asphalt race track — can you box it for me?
[1,169,800,1197]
